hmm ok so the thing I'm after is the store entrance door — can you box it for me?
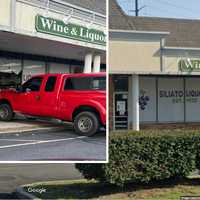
[114,92,128,129]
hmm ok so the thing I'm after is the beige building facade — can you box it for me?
[109,0,200,130]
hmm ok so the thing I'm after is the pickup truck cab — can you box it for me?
[0,73,106,136]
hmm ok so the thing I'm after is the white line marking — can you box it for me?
[0,139,38,142]
[0,136,87,150]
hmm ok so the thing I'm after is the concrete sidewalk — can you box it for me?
[0,115,70,134]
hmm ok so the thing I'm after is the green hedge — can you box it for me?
[196,140,200,170]
[76,131,200,186]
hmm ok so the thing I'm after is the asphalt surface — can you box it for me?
[0,128,106,161]
[0,193,17,199]
[0,164,81,193]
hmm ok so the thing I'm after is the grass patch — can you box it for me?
[23,178,200,200]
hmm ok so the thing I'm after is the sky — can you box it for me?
[117,0,200,20]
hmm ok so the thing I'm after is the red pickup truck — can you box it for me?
[0,73,106,136]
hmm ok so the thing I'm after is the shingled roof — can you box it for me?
[109,0,132,29]
[62,0,106,15]
[109,0,200,48]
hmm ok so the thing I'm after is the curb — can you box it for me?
[15,187,41,200]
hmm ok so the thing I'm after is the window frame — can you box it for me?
[63,76,106,91]
[22,76,43,92]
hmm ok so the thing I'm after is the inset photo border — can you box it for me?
[0,0,108,163]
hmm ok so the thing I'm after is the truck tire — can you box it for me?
[74,111,99,136]
[0,104,14,121]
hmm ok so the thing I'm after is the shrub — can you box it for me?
[196,139,200,170]
[76,130,200,186]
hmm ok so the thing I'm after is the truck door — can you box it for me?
[15,77,44,115]
[39,75,58,117]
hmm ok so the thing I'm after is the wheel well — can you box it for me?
[0,99,12,107]
[72,106,101,121]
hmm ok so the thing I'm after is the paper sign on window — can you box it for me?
[117,101,126,115]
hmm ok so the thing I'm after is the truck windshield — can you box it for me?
[64,76,106,91]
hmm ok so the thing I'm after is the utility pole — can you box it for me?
[135,0,139,16]
[130,0,145,17]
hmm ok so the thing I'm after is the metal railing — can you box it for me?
[17,0,106,27]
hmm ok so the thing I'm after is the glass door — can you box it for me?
[114,92,128,129]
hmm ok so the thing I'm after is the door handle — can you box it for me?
[35,95,41,101]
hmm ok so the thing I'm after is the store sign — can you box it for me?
[159,89,200,104]
[179,59,200,72]
[35,15,106,46]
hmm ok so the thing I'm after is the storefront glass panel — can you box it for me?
[185,78,200,122]
[23,60,46,82]
[70,65,83,73]
[139,77,157,122]
[49,63,70,74]
[113,76,128,91]
[0,57,22,74]
[158,78,184,122]
[0,57,22,87]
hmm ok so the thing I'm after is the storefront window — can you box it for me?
[0,57,22,87]
[113,76,128,91]
[0,57,22,74]
[158,78,184,122]
[185,78,200,122]
[49,62,70,74]
[139,77,157,122]
[23,60,46,82]
[71,65,83,73]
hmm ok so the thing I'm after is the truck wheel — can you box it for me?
[74,112,99,136]
[0,104,14,121]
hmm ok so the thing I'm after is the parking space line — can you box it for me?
[0,136,87,150]
[0,139,39,142]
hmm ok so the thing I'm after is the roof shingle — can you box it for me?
[109,0,132,29]
[62,0,106,15]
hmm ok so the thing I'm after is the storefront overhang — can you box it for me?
[163,46,200,56]
[110,29,170,40]
[110,71,200,76]
[0,31,106,64]
[164,46,200,51]
[0,0,106,51]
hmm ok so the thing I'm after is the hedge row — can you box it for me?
[76,130,200,186]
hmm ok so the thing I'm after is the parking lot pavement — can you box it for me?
[0,117,67,135]
[0,164,81,193]
[0,128,106,161]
